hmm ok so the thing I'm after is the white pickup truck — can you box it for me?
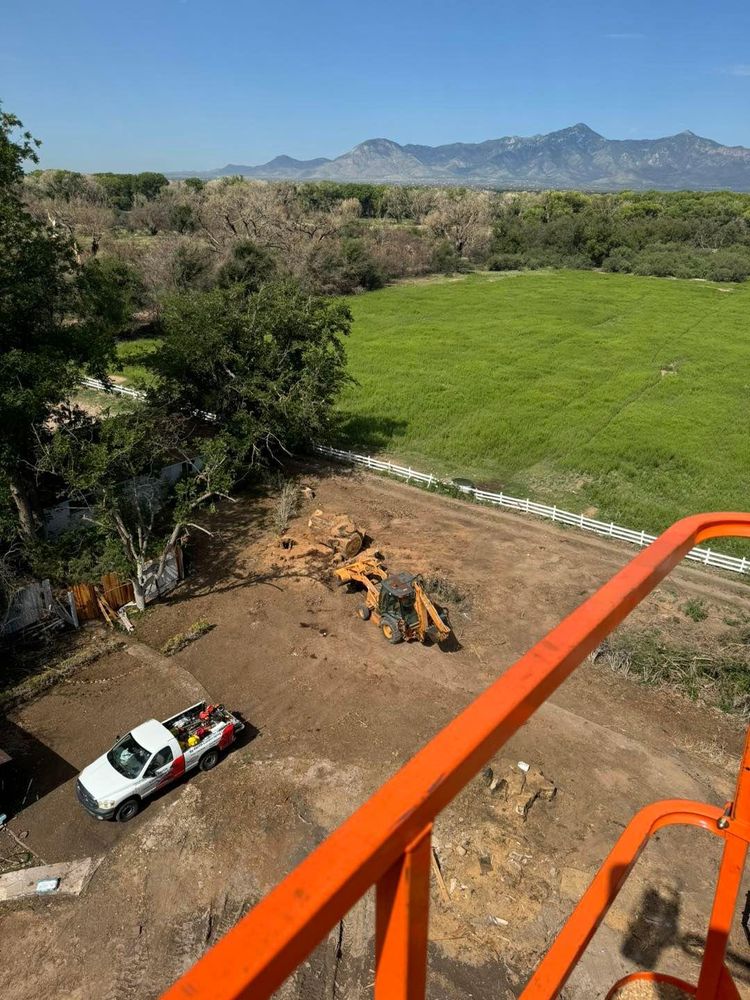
[76,701,244,822]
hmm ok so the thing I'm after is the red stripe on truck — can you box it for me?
[169,754,186,781]
[218,723,235,750]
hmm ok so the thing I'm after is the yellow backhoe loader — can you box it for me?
[334,555,453,645]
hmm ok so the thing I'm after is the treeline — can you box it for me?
[21,170,750,318]
[489,190,750,282]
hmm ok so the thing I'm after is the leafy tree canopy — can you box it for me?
[151,279,351,457]
[0,106,119,535]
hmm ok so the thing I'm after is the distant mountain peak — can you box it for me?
[353,137,405,153]
[559,122,602,136]
[168,125,750,191]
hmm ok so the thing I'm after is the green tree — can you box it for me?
[0,107,117,536]
[93,171,168,210]
[77,257,145,337]
[151,280,351,455]
[133,171,169,201]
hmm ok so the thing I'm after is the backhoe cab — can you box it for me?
[335,556,452,646]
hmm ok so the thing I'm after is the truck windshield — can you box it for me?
[107,734,150,779]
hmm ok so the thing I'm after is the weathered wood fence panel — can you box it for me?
[100,573,134,610]
[72,572,134,622]
[70,583,99,623]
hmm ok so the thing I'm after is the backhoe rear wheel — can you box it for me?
[357,604,371,621]
[381,616,403,644]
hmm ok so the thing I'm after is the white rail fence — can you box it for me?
[80,375,144,399]
[80,377,216,422]
[314,444,750,577]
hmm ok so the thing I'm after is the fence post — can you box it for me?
[704,548,712,566]
[407,467,412,482]
[640,530,646,547]
[427,474,433,488]
[552,505,557,522]
[741,557,747,575]
[525,498,530,513]
[67,591,79,629]
[579,513,584,528]
[609,522,614,536]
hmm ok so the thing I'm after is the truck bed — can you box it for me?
[163,702,243,749]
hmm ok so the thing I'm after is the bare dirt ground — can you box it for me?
[1,462,748,999]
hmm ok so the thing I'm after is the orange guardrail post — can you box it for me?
[375,824,432,1000]
[695,728,750,998]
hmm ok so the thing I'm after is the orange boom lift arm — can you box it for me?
[164,512,750,1000]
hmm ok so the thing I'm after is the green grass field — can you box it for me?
[116,337,161,386]
[338,271,750,540]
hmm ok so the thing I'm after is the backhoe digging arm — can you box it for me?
[414,583,452,641]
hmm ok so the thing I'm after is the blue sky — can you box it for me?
[2,0,749,172]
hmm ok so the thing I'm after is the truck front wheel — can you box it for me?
[115,798,140,823]
[199,749,220,772]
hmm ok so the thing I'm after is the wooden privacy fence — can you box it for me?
[71,573,135,623]
[314,444,750,577]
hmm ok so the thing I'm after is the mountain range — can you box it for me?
[169,124,750,191]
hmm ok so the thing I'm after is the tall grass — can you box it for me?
[339,271,750,547]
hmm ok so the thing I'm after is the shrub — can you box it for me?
[602,247,635,273]
[170,240,214,291]
[431,240,468,275]
[704,249,750,283]
[304,238,385,294]
[682,598,709,622]
[169,203,196,234]
[217,240,277,293]
[591,629,750,719]
[486,253,527,271]
[631,247,699,279]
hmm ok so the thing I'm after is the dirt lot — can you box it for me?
[1,462,748,999]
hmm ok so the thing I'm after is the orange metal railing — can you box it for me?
[163,513,750,1000]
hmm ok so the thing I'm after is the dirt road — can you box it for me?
[1,463,748,999]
